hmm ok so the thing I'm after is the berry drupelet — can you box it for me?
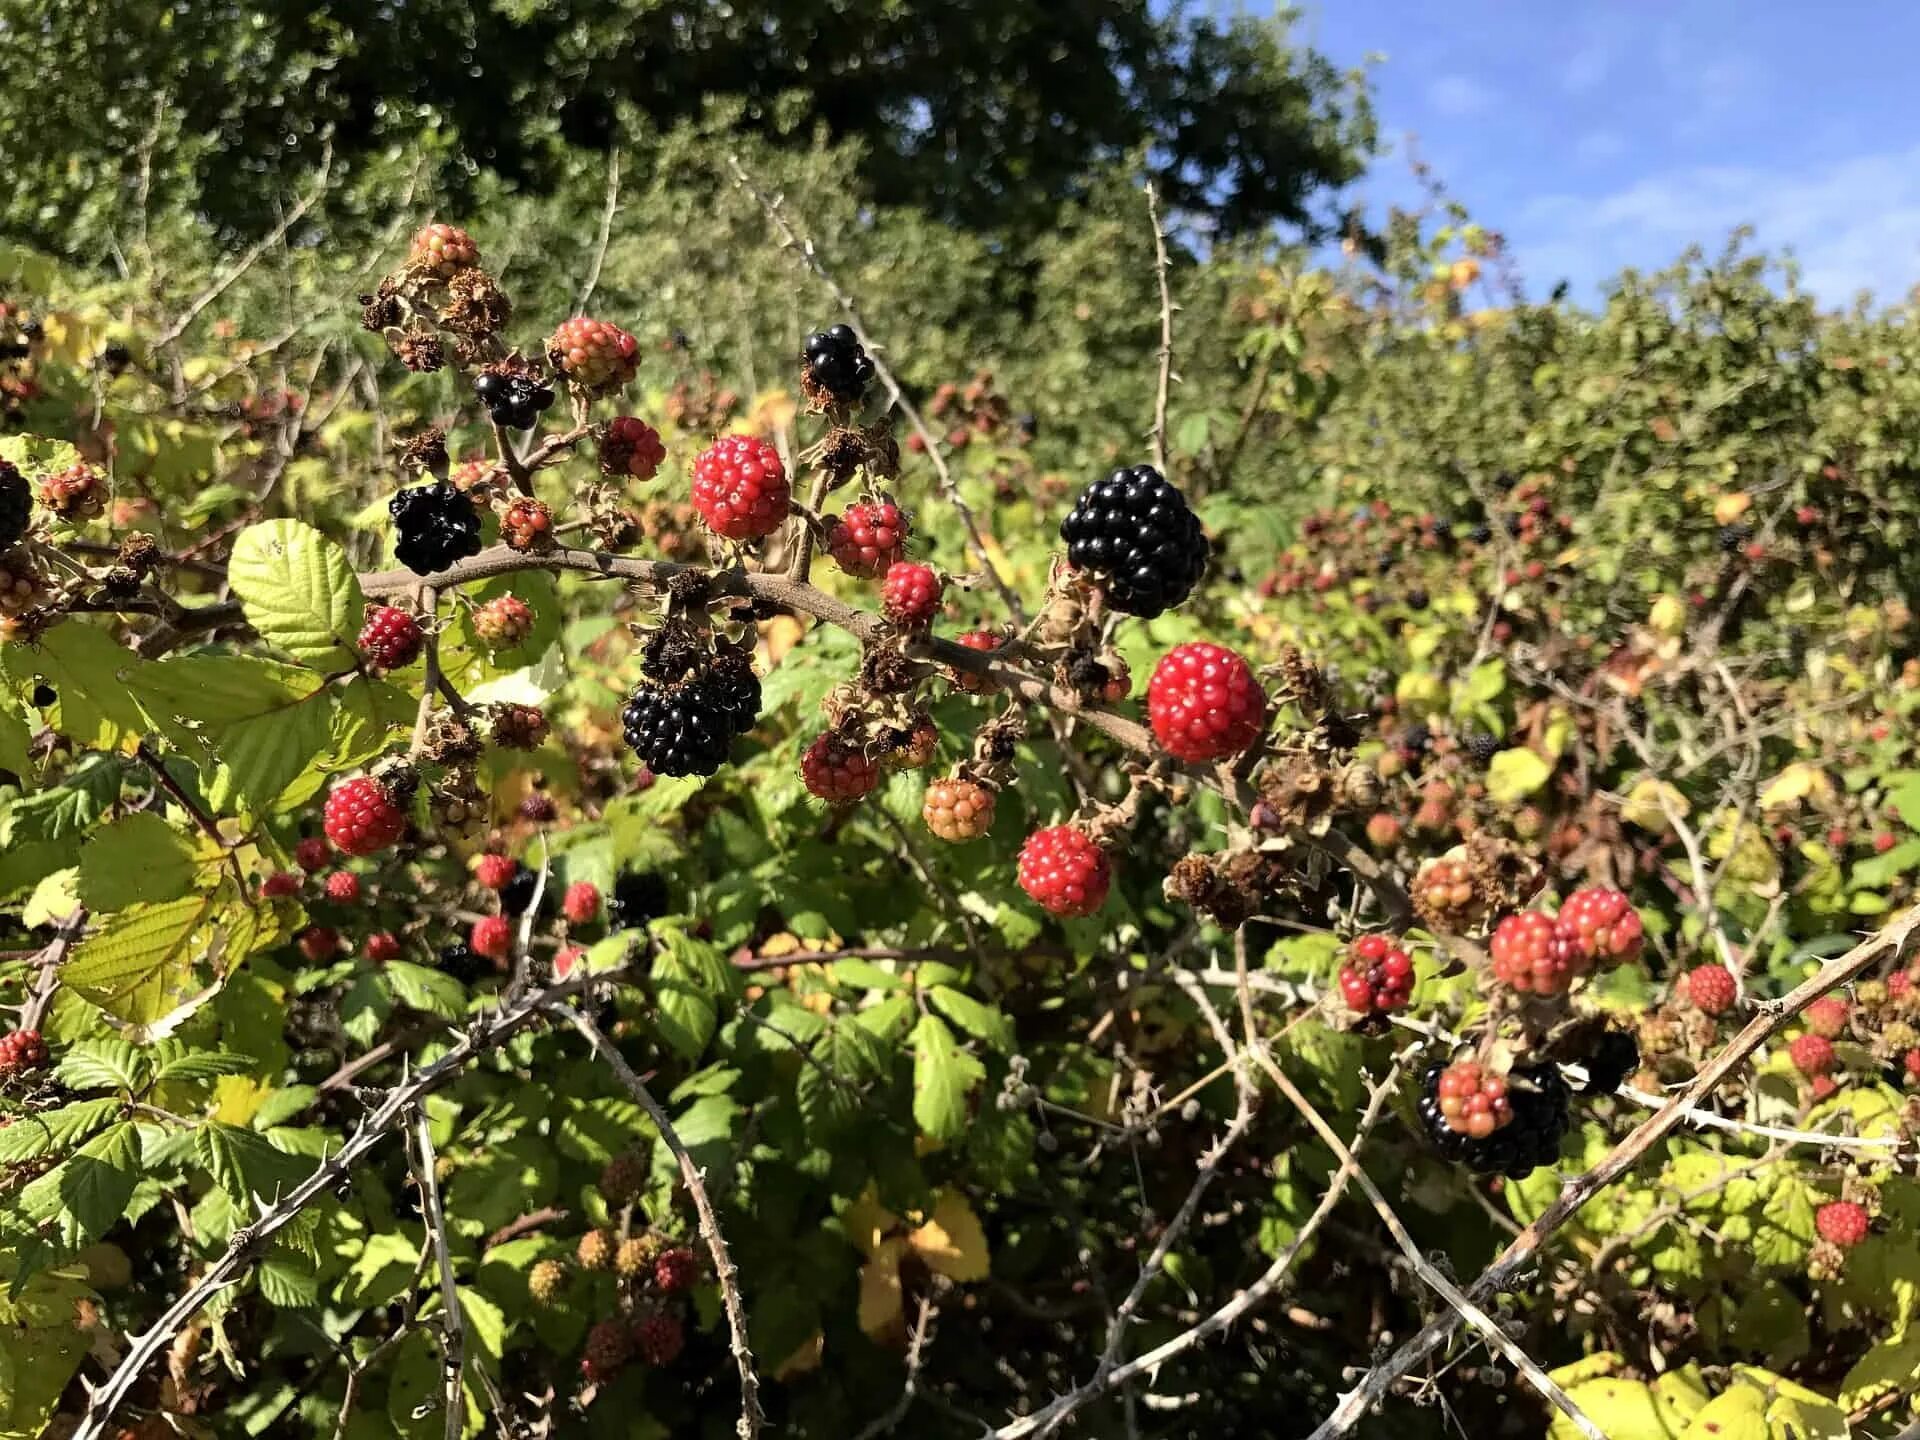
[1059,465,1209,618]
[1417,1060,1569,1177]
[1018,826,1111,917]
[389,481,483,575]
[623,650,762,778]
[473,368,555,431]
[1338,934,1415,1015]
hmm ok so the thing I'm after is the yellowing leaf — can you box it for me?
[211,1074,273,1127]
[908,1193,990,1283]
[1621,779,1687,832]
[1485,747,1552,805]
[1758,762,1833,813]
[1649,594,1686,636]
[844,1187,900,1259]
[1678,1383,1767,1440]
[1395,670,1445,715]
[857,1236,909,1342]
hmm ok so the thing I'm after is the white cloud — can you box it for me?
[1514,143,1920,306]
[1427,73,1495,117]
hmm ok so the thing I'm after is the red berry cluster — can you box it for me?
[1487,888,1645,997]
[1789,1032,1835,1077]
[950,630,1005,694]
[471,914,514,961]
[1553,887,1644,966]
[1815,1199,1869,1248]
[824,501,908,577]
[38,462,106,521]
[1488,911,1567,995]
[358,605,424,671]
[1434,1060,1511,1138]
[881,562,943,629]
[474,853,519,891]
[408,223,480,278]
[563,881,601,924]
[548,317,639,393]
[691,435,790,541]
[601,416,666,482]
[500,495,555,552]
[1803,995,1849,1038]
[1338,934,1414,1014]
[0,1029,49,1077]
[473,594,534,650]
[923,777,995,842]
[801,734,881,803]
[1018,826,1111,917]
[1146,642,1265,763]
[323,776,407,857]
[1685,963,1737,1015]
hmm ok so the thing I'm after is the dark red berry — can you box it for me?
[1018,826,1111,917]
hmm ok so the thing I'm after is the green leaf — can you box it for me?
[1,624,149,751]
[1,755,124,847]
[828,959,910,992]
[59,894,220,1025]
[648,924,738,1061]
[196,1123,314,1205]
[929,986,1014,1051]
[150,1045,254,1085]
[382,961,467,1019]
[134,657,335,814]
[0,1098,122,1164]
[77,813,202,912]
[16,1121,141,1246]
[226,519,365,668]
[256,1254,320,1309]
[911,1013,985,1142]
[53,1038,150,1093]
[1485,747,1553,804]
[0,1251,94,1437]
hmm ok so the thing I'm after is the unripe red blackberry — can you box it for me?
[38,462,107,521]
[295,836,333,871]
[260,871,300,899]
[470,914,513,961]
[576,1229,615,1271]
[365,932,402,962]
[500,495,555,553]
[553,944,584,980]
[824,501,908,577]
[601,416,667,481]
[1686,963,1737,1015]
[1804,995,1849,1038]
[474,853,519,891]
[691,435,789,541]
[408,223,480,278]
[0,1029,49,1077]
[563,881,601,924]
[634,1311,685,1366]
[881,562,943,628]
[1432,1060,1510,1139]
[473,594,535,650]
[653,1245,697,1295]
[324,775,408,857]
[1337,934,1414,1014]
[528,1257,569,1308]
[297,926,339,962]
[548,317,640,394]
[581,1319,632,1382]
[489,702,550,750]
[949,630,1005,693]
[1815,1199,1869,1248]
[358,605,424,671]
[520,792,558,823]
[1488,910,1581,995]
[323,871,361,904]
[1017,826,1111,918]
[600,1150,646,1205]
[1551,887,1644,967]
[1789,1032,1836,1077]
[1147,643,1266,763]
[923,777,995,841]
[801,734,881,803]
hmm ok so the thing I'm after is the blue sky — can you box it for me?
[1293,2,1920,308]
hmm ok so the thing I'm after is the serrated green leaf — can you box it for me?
[256,1254,320,1309]
[227,519,365,668]
[0,1250,93,1436]
[1,623,149,751]
[929,986,1013,1051]
[911,1013,984,1141]
[77,813,201,912]
[134,657,335,814]
[196,1123,314,1205]
[382,961,467,1019]
[0,1098,122,1164]
[59,894,219,1024]
[828,959,910,991]
[149,1045,254,1085]
[1,755,123,847]
[15,1121,140,1247]
[53,1038,149,1093]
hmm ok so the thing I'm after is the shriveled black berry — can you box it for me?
[1577,1030,1640,1097]
[802,323,874,404]
[1470,523,1493,544]
[1718,523,1753,554]
[1059,464,1209,618]
[622,653,761,778]
[1406,588,1429,611]
[1416,1061,1570,1178]
[499,866,540,918]
[0,461,30,551]
[608,869,671,931]
[1465,731,1500,765]
[389,480,483,575]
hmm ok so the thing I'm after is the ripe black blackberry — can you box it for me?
[1465,731,1500,764]
[1405,588,1429,611]
[1416,1061,1570,1177]
[499,865,541,918]
[1718,522,1753,554]
[607,870,671,931]
[473,369,555,431]
[1402,722,1432,754]
[1059,465,1209,618]
[437,941,487,985]
[1576,1030,1640,1097]
[802,324,875,404]
[389,481,483,575]
[1469,523,1493,544]
[0,461,29,551]
[622,657,761,778]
